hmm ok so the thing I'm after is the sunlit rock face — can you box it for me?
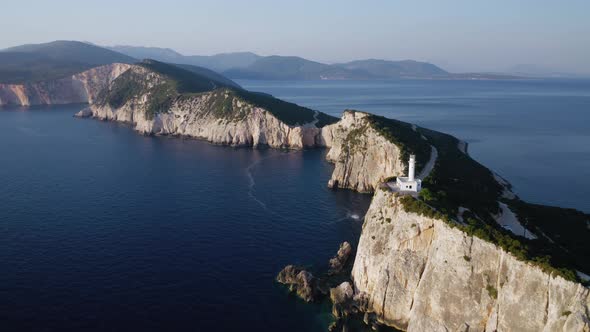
[352,189,590,332]
[321,110,405,192]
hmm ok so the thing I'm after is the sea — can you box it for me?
[0,78,588,331]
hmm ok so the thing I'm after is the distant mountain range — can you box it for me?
[109,45,453,80]
[0,41,135,83]
[0,40,523,84]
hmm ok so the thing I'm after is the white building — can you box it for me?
[396,154,421,192]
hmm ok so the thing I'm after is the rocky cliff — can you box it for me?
[0,63,131,106]
[76,61,339,149]
[321,111,406,192]
[351,189,590,332]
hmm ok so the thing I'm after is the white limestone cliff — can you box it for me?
[77,65,326,149]
[321,111,406,192]
[351,189,590,332]
[0,63,131,106]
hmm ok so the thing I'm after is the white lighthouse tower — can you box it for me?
[408,154,416,181]
[396,154,421,193]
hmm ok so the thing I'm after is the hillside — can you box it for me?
[173,63,242,89]
[0,41,136,83]
[3,40,136,65]
[91,59,338,130]
[0,52,90,84]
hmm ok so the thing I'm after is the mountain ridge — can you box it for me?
[0,41,136,83]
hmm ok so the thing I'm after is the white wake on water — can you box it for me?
[246,151,296,215]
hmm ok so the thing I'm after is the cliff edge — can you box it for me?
[77,60,338,149]
[352,189,590,331]
[321,110,590,331]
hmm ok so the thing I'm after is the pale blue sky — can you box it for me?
[1,0,589,73]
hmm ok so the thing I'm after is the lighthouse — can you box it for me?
[395,154,422,193]
[408,154,416,181]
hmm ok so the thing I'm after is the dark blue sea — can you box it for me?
[1,79,589,331]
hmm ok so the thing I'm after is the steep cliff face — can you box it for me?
[351,189,590,332]
[0,63,131,106]
[78,64,327,149]
[321,111,406,192]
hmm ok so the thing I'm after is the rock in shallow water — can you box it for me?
[328,241,353,275]
[276,265,319,302]
[330,281,355,318]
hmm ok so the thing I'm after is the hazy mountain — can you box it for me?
[106,45,451,79]
[108,45,184,63]
[223,56,454,80]
[108,45,261,72]
[0,52,91,83]
[335,59,448,78]
[0,41,525,83]
[4,40,136,65]
[184,52,262,72]
[223,55,370,80]
[0,41,136,83]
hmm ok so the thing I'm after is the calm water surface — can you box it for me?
[2,78,589,331]
[0,105,371,331]
[240,79,590,212]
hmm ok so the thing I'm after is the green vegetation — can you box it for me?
[99,69,146,109]
[419,127,502,219]
[366,114,431,171]
[486,285,498,299]
[0,40,135,83]
[463,255,471,262]
[98,59,338,126]
[371,113,587,283]
[398,195,579,282]
[96,65,176,119]
[235,90,337,127]
[139,60,225,94]
[562,311,572,317]
[0,53,91,83]
[201,89,248,121]
[342,124,369,153]
[507,200,590,274]
[413,122,589,279]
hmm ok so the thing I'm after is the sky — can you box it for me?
[1,0,589,74]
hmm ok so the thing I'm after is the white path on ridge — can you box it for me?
[410,123,438,180]
[494,202,537,239]
[418,146,438,180]
[303,111,320,128]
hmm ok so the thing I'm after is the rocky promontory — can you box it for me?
[76,60,338,149]
[352,190,590,331]
[317,108,590,331]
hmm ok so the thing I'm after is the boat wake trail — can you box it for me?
[246,151,295,216]
[246,157,269,211]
